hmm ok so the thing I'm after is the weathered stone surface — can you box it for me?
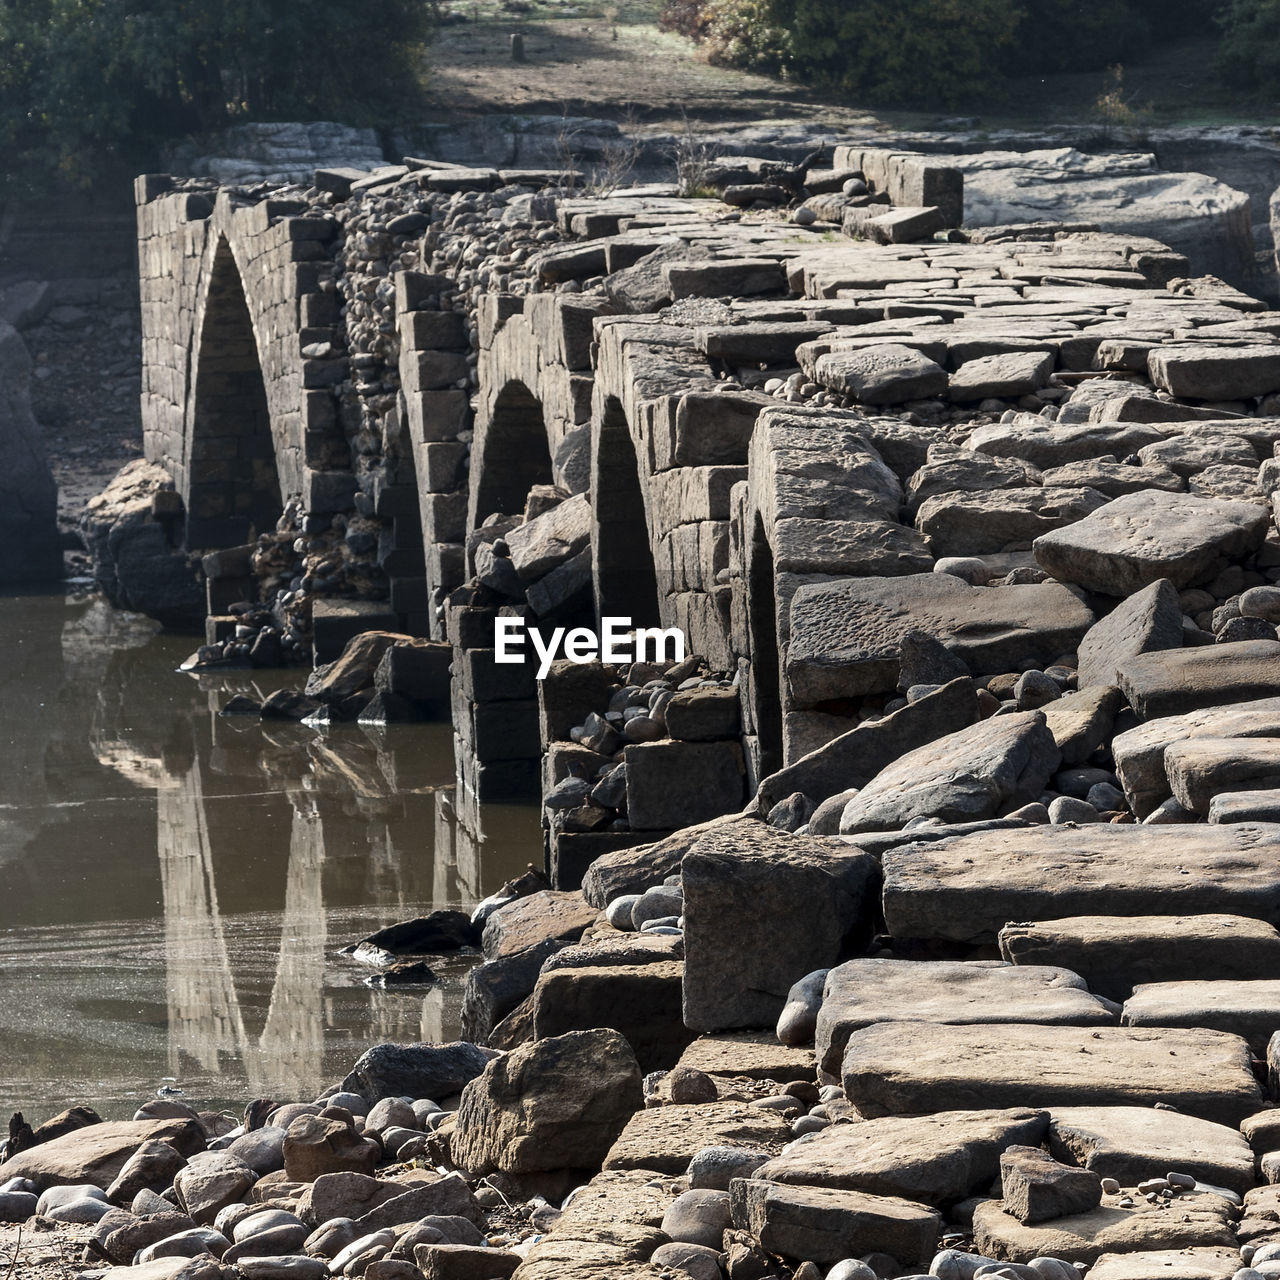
[340,1041,493,1102]
[787,575,1093,702]
[999,1145,1101,1224]
[1113,695,1280,816]
[624,740,745,830]
[973,1190,1237,1265]
[729,1179,943,1267]
[815,344,948,405]
[354,1174,479,1232]
[1076,580,1184,690]
[0,1118,204,1192]
[173,1152,256,1225]
[969,420,1166,469]
[1041,686,1122,765]
[510,1227,665,1279]
[1086,1248,1241,1280]
[681,825,876,1033]
[841,1022,1262,1127]
[916,487,1107,558]
[451,1029,642,1174]
[1149,345,1280,401]
[1033,490,1269,596]
[1165,736,1280,815]
[1122,978,1280,1052]
[999,914,1280,1001]
[580,814,752,908]
[752,1108,1048,1205]
[603,1103,791,1175]
[81,460,203,627]
[814,959,1115,1077]
[1116,640,1280,720]
[883,822,1280,943]
[904,451,1042,517]
[282,1115,378,1182]
[529,960,692,1072]
[674,1031,815,1082]
[506,493,591,582]
[949,351,1054,401]
[106,1138,188,1205]
[481,890,599,960]
[838,711,1060,834]
[753,677,977,815]
[414,1243,520,1279]
[1047,1106,1255,1195]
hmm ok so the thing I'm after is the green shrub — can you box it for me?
[1214,0,1280,93]
[1011,0,1150,74]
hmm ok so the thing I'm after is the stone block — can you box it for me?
[623,740,745,831]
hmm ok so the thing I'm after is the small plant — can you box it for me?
[670,110,721,197]
[1094,63,1136,134]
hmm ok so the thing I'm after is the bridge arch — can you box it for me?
[468,380,555,533]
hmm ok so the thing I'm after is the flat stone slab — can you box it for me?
[839,711,1060,835]
[1087,1248,1241,1280]
[787,575,1094,702]
[999,915,1280,1001]
[949,350,1054,401]
[840,1022,1262,1127]
[1117,640,1280,720]
[1150,344,1280,400]
[602,1103,791,1176]
[1048,1105,1256,1195]
[1166,736,1280,815]
[815,344,947,405]
[914,487,1108,558]
[752,1107,1048,1205]
[815,959,1115,1077]
[1210,788,1280,823]
[675,1032,815,1082]
[729,1179,942,1267]
[971,1193,1238,1265]
[1123,979,1280,1053]
[1076,579,1183,691]
[1112,695,1280,817]
[1033,490,1269,596]
[968,420,1165,469]
[882,823,1280,944]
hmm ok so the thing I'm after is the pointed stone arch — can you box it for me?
[184,238,282,549]
[591,395,661,629]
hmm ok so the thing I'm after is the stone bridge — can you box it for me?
[117,150,1280,868]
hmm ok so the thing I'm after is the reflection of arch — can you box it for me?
[468,381,553,530]
[747,513,784,778]
[592,396,660,628]
[186,239,282,549]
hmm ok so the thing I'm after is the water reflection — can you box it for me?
[0,591,539,1119]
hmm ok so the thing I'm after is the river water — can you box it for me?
[0,589,541,1123]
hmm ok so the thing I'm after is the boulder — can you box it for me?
[882,822,1280,944]
[815,344,948,405]
[814,959,1115,1078]
[413,1243,520,1279]
[753,677,977,815]
[1075,580,1184,690]
[729,1179,942,1267]
[506,493,591,582]
[786,575,1093,702]
[106,1138,189,1204]
[841,1022,1262,1127]
[1047,1105,1255,1195]
[1123,978,1280,1052]
[998,914,1280,1001]
[999,1145,1101,1224]
[173,1152,256,1225]
[1041,686,1122,765]
[81,460,203,627]
[353,1174,479,1231]
[971,1192,1237,1265]
[450,1029,642,1174]
[752,1108,1048,1205]
[340,1041,493,1103]
[949,351,1055,401]
[603,1103,791,1176]
[915,487,1108,558]
[1149,345,1280,401]
[680,825,876,1033]
[281,1115,379,1182]
[838,710,1060,834]
[1033,490,1269,596]
[1116,640,1280,720]
[1165,736,1280,814]
[0,1117,204,1192]
[481,890,599,960]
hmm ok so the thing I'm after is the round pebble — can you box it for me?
[1014,670,1060,710]
[687,1145,769,1191]
[826,1261,879,1280]
[934,556,989,585]
[1048,795,1099,825]
[667,1066,718,1105]
[793,207,817,226]
[605,894,641,931]
[659,1188,731,1249]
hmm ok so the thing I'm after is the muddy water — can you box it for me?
[0,590,540,1122]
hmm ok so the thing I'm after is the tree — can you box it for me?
[0,0,437,191]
